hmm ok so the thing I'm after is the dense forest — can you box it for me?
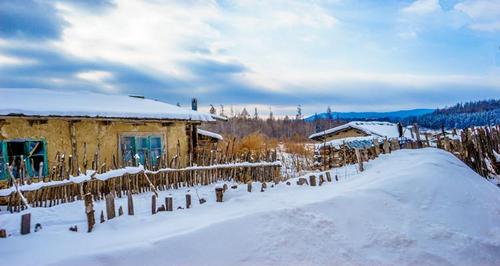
[310,99,500,130]
[400,99,500,129]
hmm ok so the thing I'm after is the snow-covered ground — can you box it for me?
[1,148,500,266]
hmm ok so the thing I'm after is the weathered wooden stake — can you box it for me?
[105,194,116,220]
[355,149,364,172]
[247,182,252,192]
[84,193,95,233]
[319,175,325,186]
[325,172,332,182]
[100,210,105,223]
[186,194,192,209]
[118,206,123,216]
[151,195,157,215]
[165,196,173,211]
[373,138,380,156]
[309,175,317,186]
[20,213,31,235]
[215,188,224,202]
[127,192,134,215]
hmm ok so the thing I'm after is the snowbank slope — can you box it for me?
[2,148,500,266]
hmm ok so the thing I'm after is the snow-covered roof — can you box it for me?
[197,129,223,140]
[309,121,413,140]
[316,136,376,149]
[0,89,215,122]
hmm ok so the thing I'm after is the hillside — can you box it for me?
[414,99,500,129]
[304,108,433,122]
[1,148,499,266]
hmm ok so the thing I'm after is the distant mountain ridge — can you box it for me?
[304,109,434,122]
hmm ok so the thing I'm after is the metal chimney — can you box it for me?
[191,98,198,111]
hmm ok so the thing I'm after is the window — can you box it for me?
[0,139,48,180]
[120,135,163,167]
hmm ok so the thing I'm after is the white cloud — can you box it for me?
[54,0,221,79]
[0,54,36,65]
[76,70,117,92]
[455,0,500,32]
[53,0,339,84]
[402,0,440,15]
[76,70,112,82]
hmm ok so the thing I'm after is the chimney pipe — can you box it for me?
[191,98,198,111]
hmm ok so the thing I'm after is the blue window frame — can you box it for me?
[120,135,163,167]
[0,139,48,180]
[0,141,5,179]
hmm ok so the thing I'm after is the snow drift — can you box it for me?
[1,148,499,266]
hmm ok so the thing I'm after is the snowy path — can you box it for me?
[1,148,500,266]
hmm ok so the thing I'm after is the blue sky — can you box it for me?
[0,0,499,116]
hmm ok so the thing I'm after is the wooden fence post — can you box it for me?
[383,139,390,154]
[373,138,380,156]
[165,197,173,211]
[355,149,364,172]
[84,193,95,233]
[319,175,325,186]
[151,195,157,215]
[186,194,191,209]
[20,213,31,235]
[127,192,134,215]
[309,175,317,186]
[215,188,224,202]
[325,172,332,182]
[105,194,116,220]
[413,123,421,148]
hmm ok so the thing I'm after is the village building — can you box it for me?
[197,129,223,146]
[0,89,215,182]
[309,121,414,149]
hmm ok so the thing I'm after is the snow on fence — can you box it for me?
[1,161,282,213]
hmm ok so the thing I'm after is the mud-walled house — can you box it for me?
[0,89,215,185]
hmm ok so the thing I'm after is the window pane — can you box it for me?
[121,137,136,165]
[137,150,147,165]
[150,137,162,149]
[26,141,44,156]
[136,137,149,149]
[150,149,161,165]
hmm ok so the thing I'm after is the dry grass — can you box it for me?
[283,140,314,157]
[222,132,279,156]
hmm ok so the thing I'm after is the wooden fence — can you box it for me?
[435,126,500,177]
[2,162,282,213]
[315,125,500,179]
